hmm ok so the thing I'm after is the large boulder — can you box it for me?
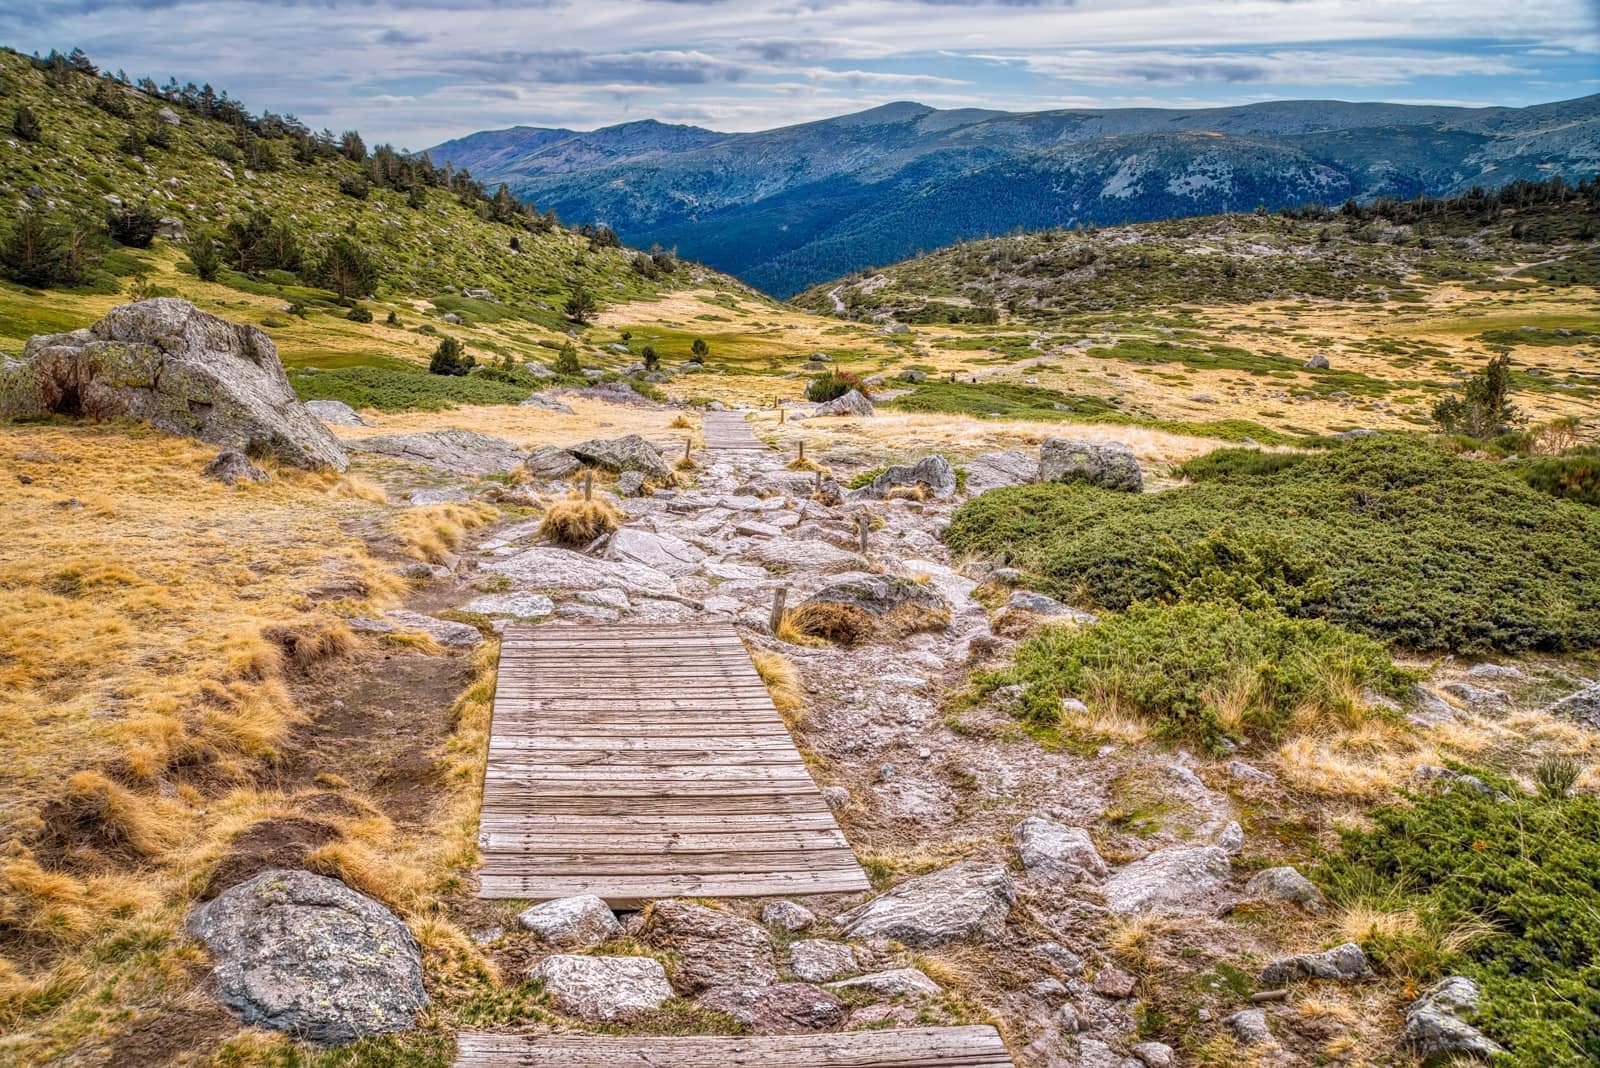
[186,869,427,1045]
[813,389,873,417]
[1403,975,1504,1062]
[642,900,778,994]
[1,299,346,471]
[836,861,1014,947]
[1101,846,1230,915]
[1037,438,1142,492]
[524,444,581,479]
[527,954,672,1021]
[856,455,957,500]
[964,450,1037,494]
[568,434,672,480]
[347,429,525,475]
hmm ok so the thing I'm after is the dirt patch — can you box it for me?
[200,816,343,899]
[104,994,237,1068]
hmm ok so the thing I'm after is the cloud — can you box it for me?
[458,48,752,86]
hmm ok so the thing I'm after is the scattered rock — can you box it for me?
[186,870,427,1045]
[303,399,370,427]
[1031,941,1086,975]
[2,299,345,470]
[836,861,1014,947]
[1214,820,1245,854]
[1013,817,1106,885]
[524,445,581,479]
[527,954,672,1021]
[521,393,574,414]
[813,389,874,417]
[1441,681,1509,713]
[1259,942,1372,986]
[1131,1041,1176,1067]
[568,434,672,480]
[1102,846,1231,915]
[799,573,950,639]
[697,983,846,1033]
[1245,867,1326,912]
[615,470,648,497]
[1037,438,1142,492]
[1304,353,1331,370]
[157,106,181,126]
[1004,590,1097,622]
[824,968,940,999]
[1225,1007,1273,1045]
[407,486,468,506]
[385,610,482,648]
[789,939,857,983]
[204,449,269,485]
[1403,975,1504,1062]
[820,786,851,811]
[1544,680,1600,729]
[749,538,864,575]
[461,592,555,622]
[1227,760,1275,784]
[348,429,524,475]
[642,900,777,994]
[963,450,1037,493]
[516,895,620,948]
[1466,663,1522,681]
[857,455,957,499]
[1091,965,1137,998]
[761,900,815,932]
[484,546,677,599]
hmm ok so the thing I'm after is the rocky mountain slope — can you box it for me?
[431,95,1600,295]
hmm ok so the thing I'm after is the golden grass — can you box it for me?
[395,500,499,562]
[749,649,804,726]
[539,495,623,546]
[330,395,687,449]
[773,609,827,648]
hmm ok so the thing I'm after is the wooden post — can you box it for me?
[813,470,822,495]
[583,470,593,501]
[798,440,805,462]
[684,439,692,460]
[769,586,789,634]
[780,407,786,424]
[857,513,870,555]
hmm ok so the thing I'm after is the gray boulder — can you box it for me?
[804,573,948,620]
[813,389,873,417]
[761,900,816,932]
[521,393,574,414]
[516,895,620,948]
[642,900,777,994]
[1005,590,1097,622]
[789,939,857,982]
[836,861,1014,947]
[303,399,370,427]
[1037,438,1142,492]
[964,450,1036,494]
[1259,942,1372,985]
[205,449,269,485]
[696,983,845,1033]
[1304,353,1331,370]
[605,527,704,575]
[524,444,581,479]
[385,610,483,648]
[1013,817,1107,885]
[348,429,524,475]
[857,454,957,499]
[1224,1007,1273,1045]
[2,299,346,471]
[1545,680,1600,729]
[1245,867,1326,912]
[528,954,671,1021]
[615,470,648,497]
[186,870,427,1045]
[568,434,672,480]
[1403,975,1504,1062]
[1102,846,1230,915]
[484,546,677,599]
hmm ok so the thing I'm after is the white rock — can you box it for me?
[824,967,939,998]
[527,954,672,1021]
[1013,817,1107,885]
[605,527,705,576]
[1102,846,1231,915]
[385,610,482,648]
[517,895,620,948]
[789,939,857,982]
[484,546,677,599]
[462,592,555,621]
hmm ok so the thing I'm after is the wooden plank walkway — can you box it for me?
[477,623,869,904]
[703,409,766,452]
[455,1026,1016,1067]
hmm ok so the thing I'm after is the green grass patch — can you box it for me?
[289,360,533,412]
[945,435,1600,653]
[885,380,1115,419]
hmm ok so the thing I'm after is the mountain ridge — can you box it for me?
[431,94,1600,296]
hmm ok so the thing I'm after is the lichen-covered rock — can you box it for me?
[1037,437,1142,492]
[1259,942,1372,986]
[642,899,778,994]
[204,449,269,485]
[856,455,957,499]
[347,429,525,475]
[461,592,555,622]
[836,861,1014,947]
[524,444,581,479]
[516,895,620,948]
[1225,1007,1273,1045]
[963,450,1036,494]
[2,299,346,470]
[186,869,427,1044]
[1545,680,1600,729]
[527,954,672,1021]
[1014,817,1107,885]
[568,434,672,480]
[1403,975,1504,1062]
[1102,846,1230,915]
[813,388,873,417]
[1245,866,1326,913]
[789,939,857,982]
[303,399,370,427]
[385,610,483,648]
[696,982,846,1033]
[798,573,951,641]
[761,900,816,932]
[824,968,940,999]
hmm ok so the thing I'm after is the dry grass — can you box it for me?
[329,394,686,449]
[748,648,804,726]
[395,500,498,562]
[539,495,623,546]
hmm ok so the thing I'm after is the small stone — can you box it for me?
[1013,817,1107,885]
[1215,820,1245,854]
[1225,1007,1273,1045]
[1259,942,1372,986]
[1028,977,1066,1000]
[1245,867,1326,913]
[696,982,845,1034]
[204,450,269,486]
[616,470,648,497]
[385,610,482,648]
[824,968,940,999]
[516,895,620,949]
[1227,760,1275,784]
[527,954,671,1021]
[760,900,815,932]
[1055,1003,1081,1033]
[1031,941,1086,975]
[835,862,1015,947]
[789,939,857,982]
[1131,1041,1175,1067]
[1091,965,1137,998]
[1403,975,1504,1061]
[642,900,777,994]
[821,786,851,811]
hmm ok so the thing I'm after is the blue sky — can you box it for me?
[2,0,1595,147]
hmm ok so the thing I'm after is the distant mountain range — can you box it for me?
[430,96,1600,297]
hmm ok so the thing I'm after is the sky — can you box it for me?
[2,0,1596,148]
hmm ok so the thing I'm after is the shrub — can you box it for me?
[553,341,581,376]
[311,236,379,300]
[1321,780,1600,1066]
[11,104,40,142]
[185,231,221,282]
[806,371,869,403]
[338,173,369,200]
[642,346,659,371]
[691,337,709,359]
[106,204,159,248]
[945,435,1600,653]
[0,207,99,289]
[538,497,621,546]
[345,305,373,323]
[979,601,1409,748]
[1177,447,1308,483]
[428,336,474,377]
[886,379,1115,420]
[290,362,528,412]
[1433,353,1521,437]
[1512,454,1600,506]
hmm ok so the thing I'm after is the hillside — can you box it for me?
[430,95,1600,296]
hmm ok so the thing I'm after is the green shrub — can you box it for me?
[886,380,1114,420]
[806,370,869,403]
[345,305,373,323]
[1321,781,1600,1066]
[945,435,1600,653]
[186,231,221,282]
[106,204,159,248]
[1177,447,1309,483]
[978,601,1410,748]
[1512,455,1600,506]
[428,336,473,377]
[553,341,581,376]
[290,361,528,412]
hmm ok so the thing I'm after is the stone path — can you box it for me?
[476,622,869,904]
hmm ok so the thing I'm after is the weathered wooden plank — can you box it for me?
[477,622,867,902]
[453,1026,1016,1067]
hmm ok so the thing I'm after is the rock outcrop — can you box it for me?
[1403,975,1504,1062]
[186,869,427,1045]
[642,899,778,994]
[855,455,958,499]
[1013,817,1107,885]
[567,434,672,480]
[347,428,525,475]
[836,861,1014,947]
[1102,845,1230,915]
[2,299,346,470]
[1259,942,1372,986]
[1037,437,1142,492]
[812,389,873,417]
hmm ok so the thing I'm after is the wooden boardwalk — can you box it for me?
[455,1026,1016,1067]
[477,623,869,903]
[703,409,766,452]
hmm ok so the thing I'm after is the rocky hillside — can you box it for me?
[431,95,1600,296]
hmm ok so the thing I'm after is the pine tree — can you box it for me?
[186,231,221,282]
[12,104,40,142]
[690,337,709,359]
[313,236,379,300]
[553,341,581,376]
[338,130,366,162]
[428,336,474,376]
[564,285,596,325]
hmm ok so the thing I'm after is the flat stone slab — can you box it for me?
[454,1026,1016,1066]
